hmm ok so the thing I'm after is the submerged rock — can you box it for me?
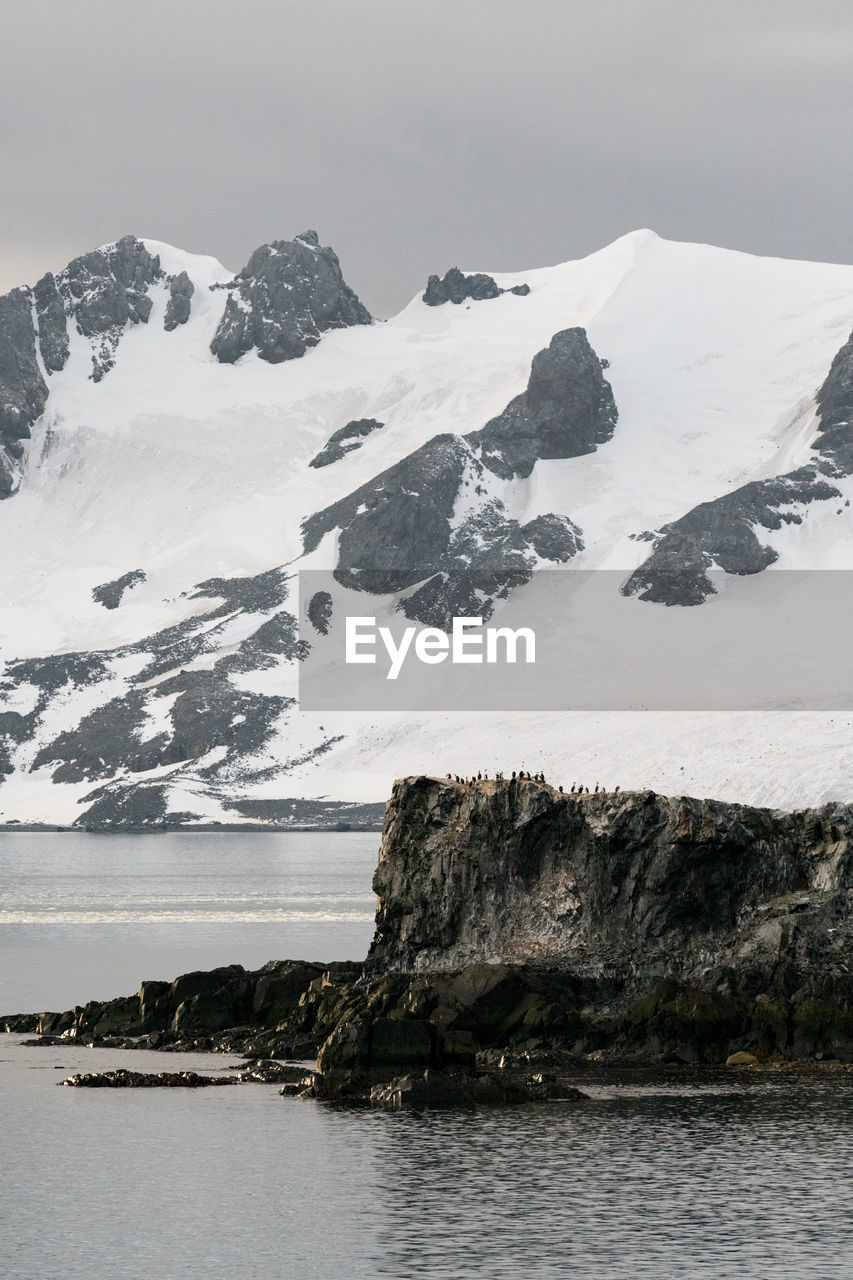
[367,1068,586,1109]
[59,1069,239,1088]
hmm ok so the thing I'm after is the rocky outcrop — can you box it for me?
[33,272,70,373]
[59,236,163,381]
[15,958,363,1053]
[299,328,606,621]
[369,777,853,995]
[210,230,371,365]
[815,325,853,475]
[0,235,164,492]
[309,417,384,468]
[59,1059,311,1088]
[92,569,146,609]
[627,323,853,605]
[11,779,853,1092]
[465,328,617,479]
[59,1069,240,1088]
[163,271,194,331]
[301,431,582,623]
[0,288,49,497]
[622,468,841,605]
[423,267,530,306]
[301,433,472,592]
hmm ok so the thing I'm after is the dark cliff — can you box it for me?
[369,776,853,1008]
[10,777,853,1074]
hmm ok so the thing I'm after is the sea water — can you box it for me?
[1,832,852,1280]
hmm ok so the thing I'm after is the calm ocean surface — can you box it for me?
[2,831,852,1280]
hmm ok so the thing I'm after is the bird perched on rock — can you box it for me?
[558,785,564,793]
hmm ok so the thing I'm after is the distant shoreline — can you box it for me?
[0,822,384,834]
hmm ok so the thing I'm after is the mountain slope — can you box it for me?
[2,228,853,825]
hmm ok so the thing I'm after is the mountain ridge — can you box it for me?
[3,228,853,825]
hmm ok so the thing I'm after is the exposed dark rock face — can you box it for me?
[0,236,165,492]
[61,236,163,381]
[12,780,853,1084]
[189,566,291,614]
[33,272,69,372]
[299,330,609,621]
[164,270,194,330]
[9,959,362,1053]
[0,288,48,497]
[815,326,853,475]
[210,230,371,365]
[307,589,333,635]
[302,434,472,593]
[623,468,840,605]
[63,236,160,338]
[465,328,618,479]
[215,611,306,674]
[151,667,290,777]
[32,688,166,784]
[423,267,530,306]
[32,667,290,788]
[74,781,177,828]
[369,778,853,1006]
[1,565,310,827]
[92,569,146,609]
[627,325,853,606]
[398,505,582,628]
[309,418,384,468]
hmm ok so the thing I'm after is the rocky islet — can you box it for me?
[7,775,853,1105]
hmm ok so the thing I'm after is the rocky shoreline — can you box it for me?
[6,776,853,1105]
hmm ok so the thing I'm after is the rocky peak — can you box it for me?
[465,327,617,479]
[423,266,530,306]
[210,231,372,365]
[0,288,48,497]
[0,234,165,495]
[55,234,164,381]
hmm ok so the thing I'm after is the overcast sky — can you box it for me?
[2,0,852,315]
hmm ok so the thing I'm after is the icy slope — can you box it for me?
[3,228,853,824]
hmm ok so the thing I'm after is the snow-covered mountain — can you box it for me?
[2,227,853,826]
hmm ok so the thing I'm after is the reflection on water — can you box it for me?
[1,830,852,1279]
[369,1075,853,1279]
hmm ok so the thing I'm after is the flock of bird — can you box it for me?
[444,771,620,795]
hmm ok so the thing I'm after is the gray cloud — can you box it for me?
[1,0,852,314]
